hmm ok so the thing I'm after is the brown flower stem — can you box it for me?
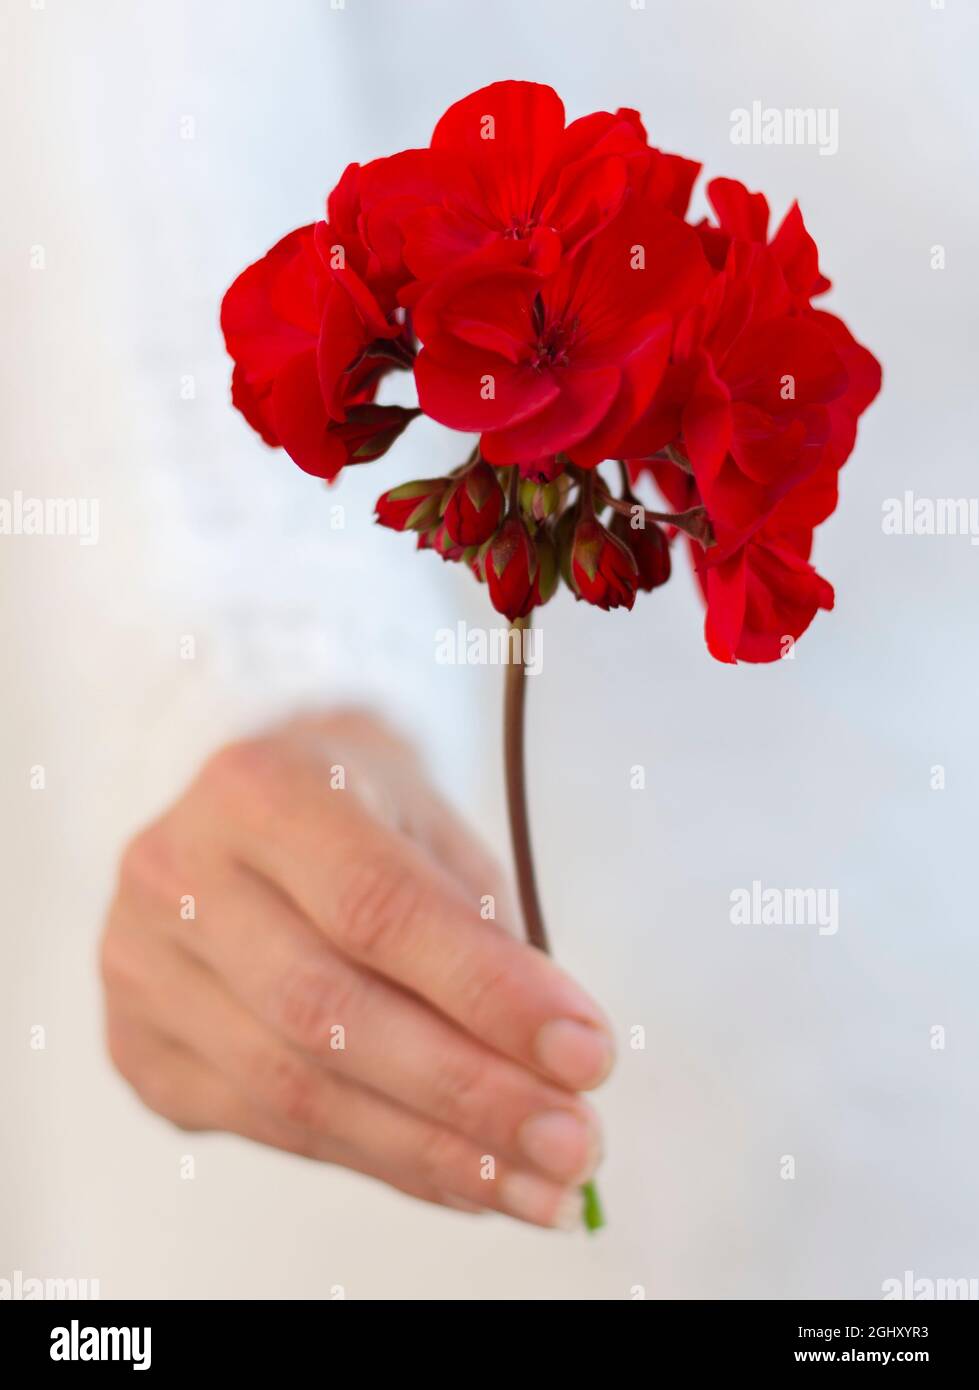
[507,464,520,511]
[504,614,604,1231]
[503,616,550,954]
[579,467,597,520]
[617,459,637,500]
[596,491,714,548]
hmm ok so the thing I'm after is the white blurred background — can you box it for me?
[1,0,977,1299]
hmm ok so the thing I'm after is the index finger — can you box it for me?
[210,739,615,1091]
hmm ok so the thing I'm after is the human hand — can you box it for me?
[100,712,613,1228]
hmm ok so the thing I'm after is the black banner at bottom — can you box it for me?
[1,1298,973,1373]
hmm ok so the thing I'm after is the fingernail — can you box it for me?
[534,1019,615,1089]
[499,1173,583,1230]
[518,1109,601,1183]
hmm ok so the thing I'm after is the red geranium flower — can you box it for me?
[400,80,698,292]
[222,85,881,664]
[413,198,710,468]
[635,434,839,662]
[699,177,831,304]
[221,225,416,478]
[311,153,441,421]
[621,238,850,548]
[697,178,882,475]
[696,473,836,664]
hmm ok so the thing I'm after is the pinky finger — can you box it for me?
[216,1081,489,1214]
[109,1016,486,1215]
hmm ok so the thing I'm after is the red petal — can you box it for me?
[414,346,559,433]
[271,350,347,479]
[221,225,321,381]
[722,315,848,411]
[480,364,620,465]
[682,353,732,480]
[542,153,629,258]
[553,202,710,358]
[770,202,832,299]
[707,178,770,242]
[316,280,375,421]
[703,550,746,663]
[431,81,566,223]
[735,538,834,662]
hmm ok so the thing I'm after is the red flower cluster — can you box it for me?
[222,81,880,661]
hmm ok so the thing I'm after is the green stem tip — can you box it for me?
[582,1179,605,1232]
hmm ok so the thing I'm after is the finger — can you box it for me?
[176,867,601,1184]
[109,819,599,1180]
[209,750,615,1091]
[276,717,519,929]
[106,1012,485,1214]
[124,943,585,1229]
[105,1005,233,1128]
[409,785,520,934]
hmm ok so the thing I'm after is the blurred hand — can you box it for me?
[100,711,613,1228]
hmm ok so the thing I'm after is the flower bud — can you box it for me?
[535,529,559,605]
[341,404,420,465]
[519,478,562,522]
[554,506,578,590]
[570,517,639,611]
[417,520,468,563]
[609,512,671,590]
[442,460,505,545]
[484,516,540,620]
[375,478,447,532]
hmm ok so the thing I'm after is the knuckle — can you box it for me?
[417,1125,472,1188]
[197,736,292,810]
[116,823,175,902]
[335,855,424,963]
[270,961,359,1052]
[456,960,515,1025]
[256,1049,321,1131]
[430,1050,490,1135]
